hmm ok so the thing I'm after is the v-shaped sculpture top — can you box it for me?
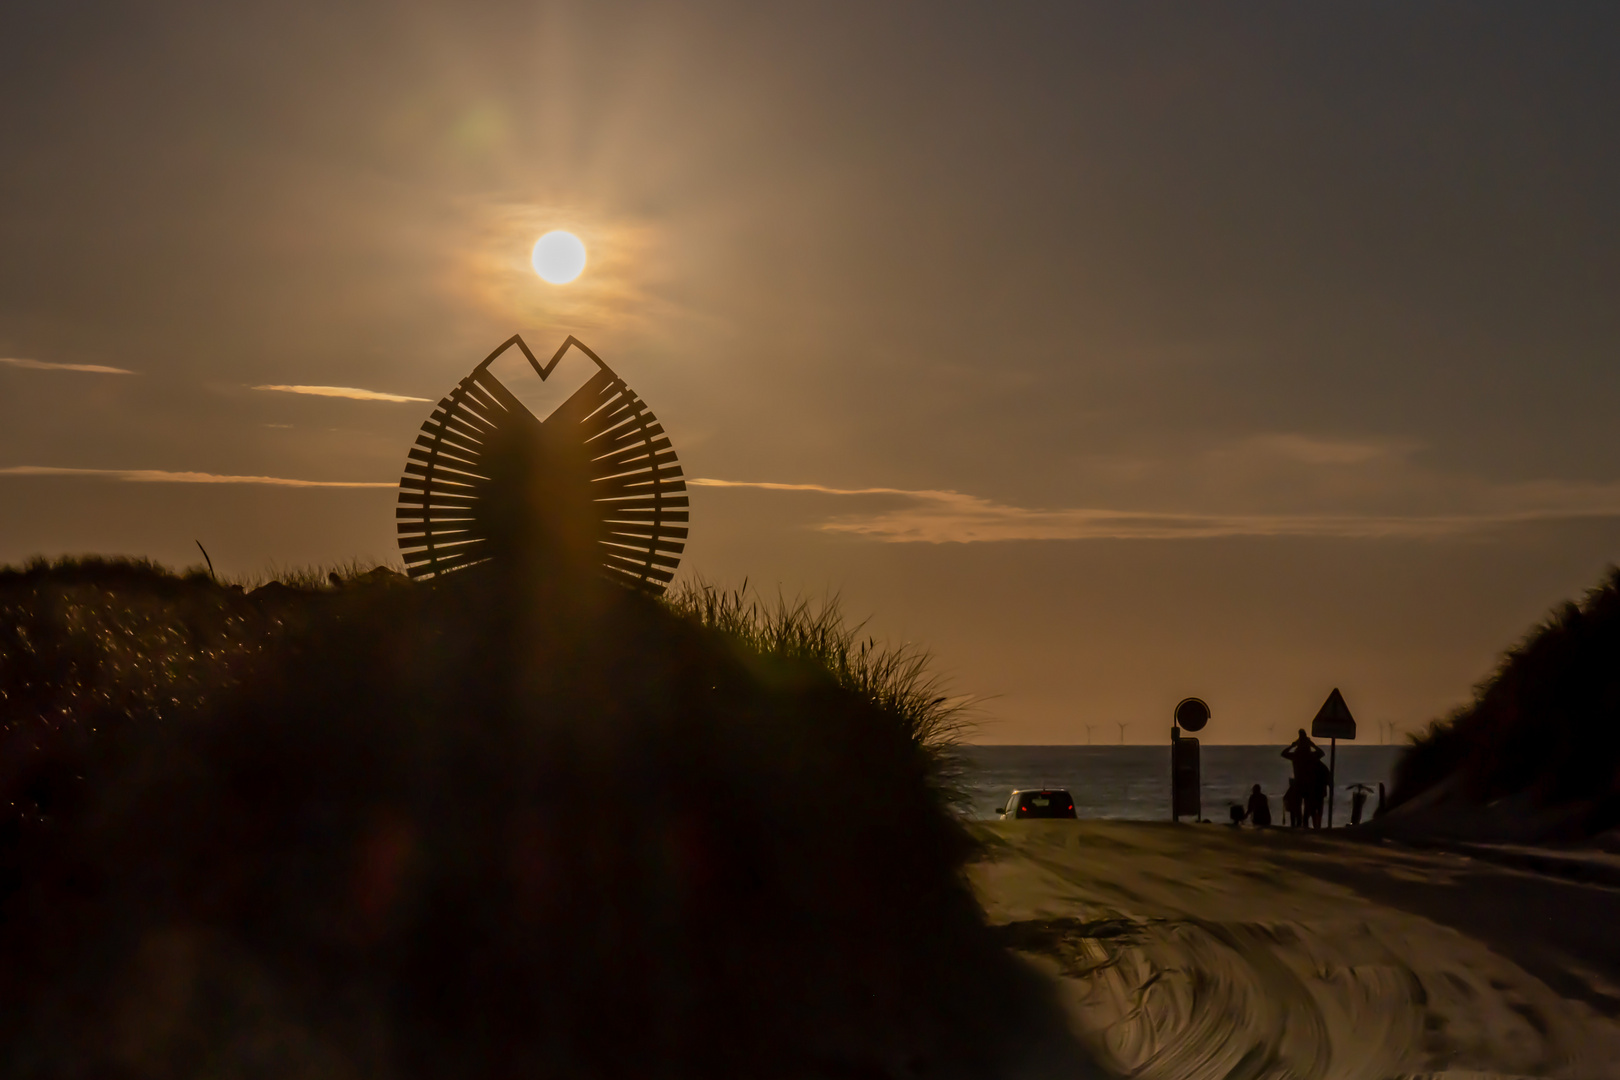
[396,335,688,594]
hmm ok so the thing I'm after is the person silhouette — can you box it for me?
[1281,728,1323,780]
[1246,783,1272,827]
[1282,729,1326,827]
[1348,783,1372,826]
[1375,781,1387,818]
[1304,757,1330,828]
[1282,779,1303,827]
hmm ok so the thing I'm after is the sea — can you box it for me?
[956,744,1406,823]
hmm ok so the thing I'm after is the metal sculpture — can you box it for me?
[397,335,687,594]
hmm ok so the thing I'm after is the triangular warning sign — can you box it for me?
[1310,688,1357,740]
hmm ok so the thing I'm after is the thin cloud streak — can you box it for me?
[1239,433,1420,466]
[1,357,134,375]
[690,478,932,497]
[0,466,394,488]
[691,478,1620,542]
[253,384,430,403]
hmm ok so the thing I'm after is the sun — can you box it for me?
[531,230,587,285]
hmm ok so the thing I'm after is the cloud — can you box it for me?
[690,478,1620,542]
[1242,433,1418,466]
[253,384,430,403]
[0,466,394,488]
[689,478,924,497]
[0,357,134,375]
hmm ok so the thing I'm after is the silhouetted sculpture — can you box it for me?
[1246,783,1272,827]
[397,335,687,593]
[1375,781,1388,818]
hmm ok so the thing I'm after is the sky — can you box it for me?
[3,1,1619,743]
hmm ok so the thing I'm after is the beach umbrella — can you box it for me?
[396,335,688,593]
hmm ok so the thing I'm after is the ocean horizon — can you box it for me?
[956,744,1406,823]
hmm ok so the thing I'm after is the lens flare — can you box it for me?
[531,230,587,284]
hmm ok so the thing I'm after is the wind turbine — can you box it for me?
[1117,722,1129,745]
[1085,723,1097,745]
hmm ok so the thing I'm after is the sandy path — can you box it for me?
[967,822,1620,1080]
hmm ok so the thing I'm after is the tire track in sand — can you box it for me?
[970,823,1620,1080]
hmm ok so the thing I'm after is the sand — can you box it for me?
[967,822,1620,1080]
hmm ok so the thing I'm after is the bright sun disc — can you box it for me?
[531,230,587,284]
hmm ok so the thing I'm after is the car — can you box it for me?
[996,788,1077,820]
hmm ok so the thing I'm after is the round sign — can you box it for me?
[1174,697,1211,732]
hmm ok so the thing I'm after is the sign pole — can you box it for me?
[1310,688,1356,829]
[1170,725,1179,822]
[1328,737,1337,828]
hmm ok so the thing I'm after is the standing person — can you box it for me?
[1282,780,1303,827]
[1281,729,1324,784]
[1374,782,1388,818]
[1282,729,1324,826]
[1246,784,1272,827]
[1303,757,1330,828]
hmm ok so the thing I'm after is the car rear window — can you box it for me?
[1016,791,1074,818]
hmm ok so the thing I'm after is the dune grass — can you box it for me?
[663,579,977,807]
[0,558,968,756]
[1390,564,1620,834]
[1,559,975,817]
[224,557,406,591]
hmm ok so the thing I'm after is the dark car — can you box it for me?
[995,789,1077,820]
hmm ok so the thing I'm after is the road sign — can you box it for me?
[1174,697,1211,733]
[1310,688,1357,740]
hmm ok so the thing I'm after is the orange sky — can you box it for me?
[4,2,1620,742]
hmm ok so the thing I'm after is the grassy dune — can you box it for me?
[663,580,977,810]
[0,557,1091,1078]
[1387,565,1620,842]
